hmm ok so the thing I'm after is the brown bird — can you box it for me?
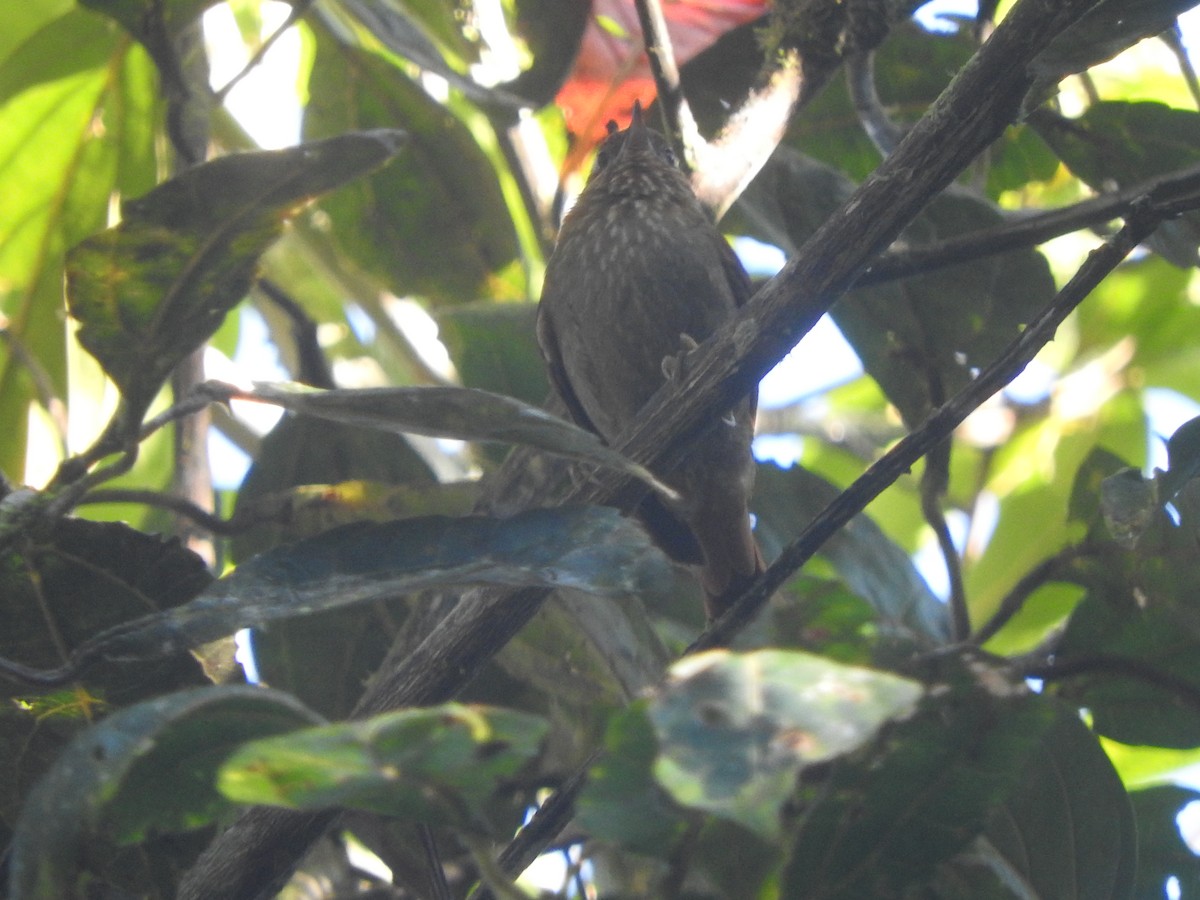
[536,103,764,620]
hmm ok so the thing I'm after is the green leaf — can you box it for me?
[64,506,673,672]
[0,517,212,704]
[1161,414,1200,501]
[0,7,155,479]
[223,380,678,499]
[64,130,407,420]
[752,462,950,644]
[1034,102,1200,268]
[780,663,1057,899]
[435,302,549,407]
[1130,785,1200,898]
[218,703,547,831]
[8,686,322,898]
[981,702,1136,900]
[1032,0,1199,83]
[648,649,923,840]
[303,23,522,305]
[734,146,1055,426]
[577,704,688,853]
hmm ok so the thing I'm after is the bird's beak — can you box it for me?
[622,99,654,156]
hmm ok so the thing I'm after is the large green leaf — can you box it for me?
[1130,785,1200,898]
[1034,101,1200,268]
[735,146,1055,427]
[37,505,672,679]
[65,131,407,422]
[218,703,546,831]
[0,6,156,479]
[752,462,950,644]
[303,22,522,305]
[979,702,1136,900]
[648,649,923,840]
[7,686,321,899]
[780,663,1056,899]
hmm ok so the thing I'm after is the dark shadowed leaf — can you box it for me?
[780,658,1055,898]
[1034,101,1200,268]
[225,380,676,498]
[66,506,673,672]
[435,302,549,407]
[981,702,1136,900]
[578,704,689,853]
[1130,785,1200,898]
[734,147,1054,426]
[8,686,322,898]
[1032,0,1199,84]
[752,462,950,643]
[649,649,923,840]
[218,703,546,832]
[78,0,222,41]
[64,131,406,418]
[1161,414,1200,501]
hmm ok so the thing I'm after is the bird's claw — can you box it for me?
[661,333,701,381]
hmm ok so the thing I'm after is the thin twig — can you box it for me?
[0,320,68,455]
[632,0,691,167]
[920,438,970,641]
[971,543,1105,646]
[1162,25,1200,111]
[861,160,1200,286]
[419,824,453,900]
[76,489,249,535]
[847,51,905,157]
[213,0,317,104]
[1027,654,1200,714]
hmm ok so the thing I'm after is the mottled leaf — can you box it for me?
[8,686,321,899]
[219,703,546,831]
[649,649,923,839]
[62,506,672,674]
[65,131,406,419]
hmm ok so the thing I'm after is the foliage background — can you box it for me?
[2,0,1200,897]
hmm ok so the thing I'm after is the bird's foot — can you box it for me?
[661,332,701,382]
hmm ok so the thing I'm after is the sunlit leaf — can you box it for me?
[65,131,406,420]
[218,703,546,831]
[0,6,155,479]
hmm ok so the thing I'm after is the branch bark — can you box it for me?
[179,1,1109,895]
